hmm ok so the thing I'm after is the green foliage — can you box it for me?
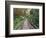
[28,9,39,28]
[14,9,39,30]
[14,16,24,30]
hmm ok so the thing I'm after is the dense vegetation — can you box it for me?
[28,9,39,28]
[14,8,39,30]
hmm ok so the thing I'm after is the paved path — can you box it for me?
[22,19,34,30]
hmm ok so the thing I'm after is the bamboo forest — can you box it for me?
[13,8,39,30]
